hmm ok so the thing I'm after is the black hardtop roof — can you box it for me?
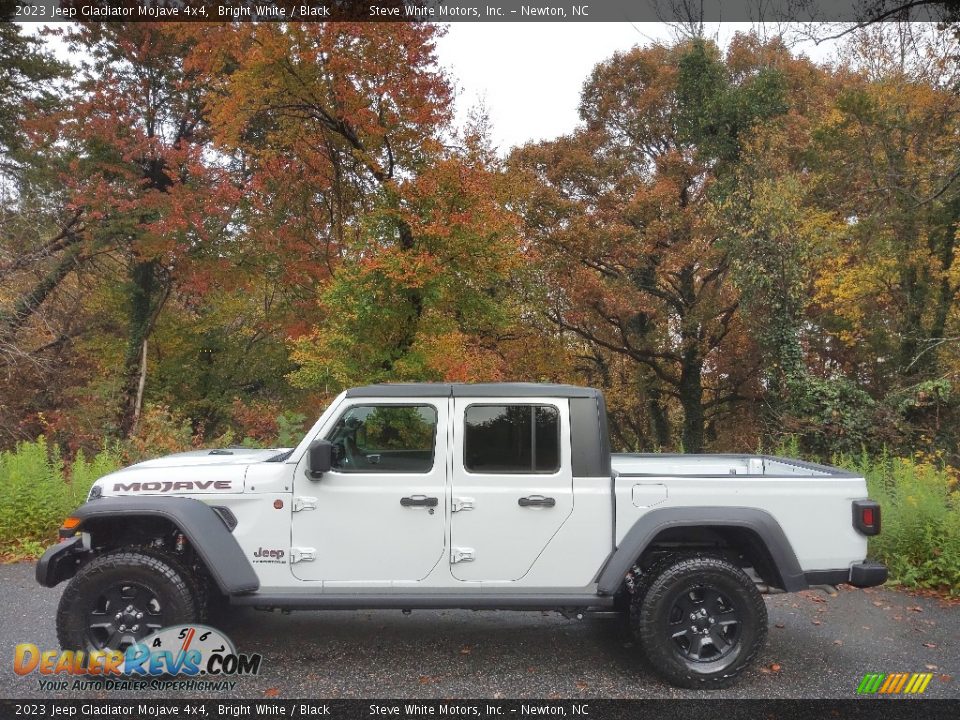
[344,382,601,399]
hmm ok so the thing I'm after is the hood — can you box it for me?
[122,447,291,470]
[91,447,292,498]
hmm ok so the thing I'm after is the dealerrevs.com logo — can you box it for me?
[14,625,262,692]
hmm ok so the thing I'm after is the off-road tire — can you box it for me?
[630,554,767,689]
[57,548,200,651]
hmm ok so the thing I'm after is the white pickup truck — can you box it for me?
[37,383,886,688]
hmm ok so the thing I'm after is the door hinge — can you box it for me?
[292,496,317,512]
[451,497,474,513]
[290,547,316,563]
[451,547,475,563]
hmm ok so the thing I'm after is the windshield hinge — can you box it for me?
[290,547,316,563]
[292,496,317,512]
[451,497,474,513]
[451,547,475,564]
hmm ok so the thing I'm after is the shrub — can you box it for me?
[836,451,960,595]
[0,438,121,559]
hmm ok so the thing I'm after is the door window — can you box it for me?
[326,405,437,473]
[464,404,560,473]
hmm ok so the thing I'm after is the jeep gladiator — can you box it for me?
[37,383,887,687]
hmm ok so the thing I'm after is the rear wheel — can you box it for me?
[630,554,767,689]
[57,549,199,652]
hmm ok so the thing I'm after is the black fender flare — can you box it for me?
[35,497,259,595]
[595,506,807,594]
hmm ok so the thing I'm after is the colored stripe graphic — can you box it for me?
[857,673,933,695]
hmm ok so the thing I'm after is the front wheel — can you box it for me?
[56,549,199,652]
[630,554,767,689]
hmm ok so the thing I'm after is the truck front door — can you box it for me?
[291,399,448,584]
[449,397,573,581]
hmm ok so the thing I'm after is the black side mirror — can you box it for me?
[307,439,333,479]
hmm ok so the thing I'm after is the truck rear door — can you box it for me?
[449,397,573,581]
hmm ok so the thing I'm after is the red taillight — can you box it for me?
[853,500,881,535]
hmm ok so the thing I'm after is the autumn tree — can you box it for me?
[187,23,521,389]
[513,38,791,451]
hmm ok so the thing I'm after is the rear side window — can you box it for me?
[464,404,560,473]
[326,405,437,473]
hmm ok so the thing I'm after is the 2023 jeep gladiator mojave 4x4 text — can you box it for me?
[37,383,887,688]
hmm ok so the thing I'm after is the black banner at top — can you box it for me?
[6,0,960,23]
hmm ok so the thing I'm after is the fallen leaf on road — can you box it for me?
[894,615,903,621]
[775,623,785,629]
[939,675,952,683]
[872,601,884,607]
[770,663,782,673]
[263,688,280,698]
[527,667,537,673]
[909,606,923,613]
[812,620,822,625]
[923,642,937,648]
[575,681,589,691]
[833,640,843,645]
[459,646,472,655]
[925,664,938,671]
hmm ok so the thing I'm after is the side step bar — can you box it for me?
[229,593,615,611]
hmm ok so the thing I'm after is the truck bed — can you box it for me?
[609,454,867,573]
[611,453,853,478]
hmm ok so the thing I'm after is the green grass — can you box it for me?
[0,438,121,559]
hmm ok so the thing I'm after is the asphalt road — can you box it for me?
[1,562,956,700]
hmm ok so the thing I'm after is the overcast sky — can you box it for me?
[435,22,837,152]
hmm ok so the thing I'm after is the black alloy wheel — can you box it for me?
[85,580,167,650]
[630,554,767,689]
[56,549,199,652]
[667,585,741,662]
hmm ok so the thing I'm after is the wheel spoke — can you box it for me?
[673,592,697,615]
[709,625,732,648]
[106,629,124,649]
[702,588,723,610]
[688,635,706,660]
[103,587,124,610]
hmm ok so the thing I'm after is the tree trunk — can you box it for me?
[130,338,148,436]
[678,345,705,452]
[118,260,156,437]
[1,246,81,341]
[647,384,672,449]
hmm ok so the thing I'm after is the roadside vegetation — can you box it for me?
[840,453,960,596]
[0,438,120,559]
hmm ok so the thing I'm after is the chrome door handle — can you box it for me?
[518,495,556,508]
